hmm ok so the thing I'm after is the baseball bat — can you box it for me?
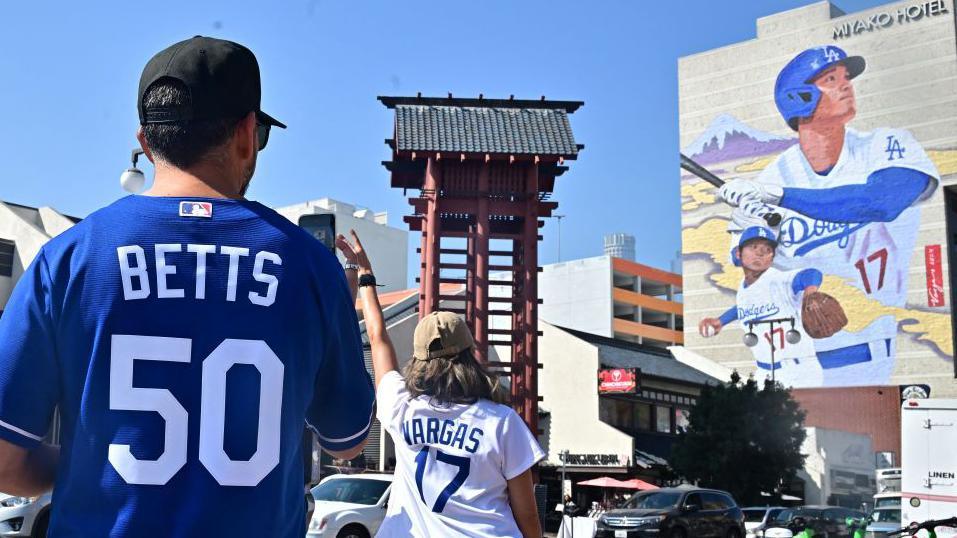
[679,153,782,227]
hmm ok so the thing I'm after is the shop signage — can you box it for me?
[833,0,949,40]
[598,368,638,394]
[925,245,945,307]
[559,453,624,466]
[901,384,931,400]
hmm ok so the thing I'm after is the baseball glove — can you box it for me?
[802,291,848,339]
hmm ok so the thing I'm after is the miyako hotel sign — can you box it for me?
[833,0,949,39]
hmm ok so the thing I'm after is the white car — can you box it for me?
[0,493,52,537]
[742,506,786,538]
[307,473,393,538]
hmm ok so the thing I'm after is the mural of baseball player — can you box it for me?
[699,226,832,388]
[717,45,940,387]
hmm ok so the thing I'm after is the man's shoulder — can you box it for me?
[846,126,916,150]
[250,207,339,265]
[758,145,803,181]
[37,199,126,261]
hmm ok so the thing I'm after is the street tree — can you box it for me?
[670,372,807,505]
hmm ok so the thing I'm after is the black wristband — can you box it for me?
[358,273,377,288]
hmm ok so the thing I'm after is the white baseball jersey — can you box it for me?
[375,371,544,538]
[733,127,939,352]
[736,267,817,363]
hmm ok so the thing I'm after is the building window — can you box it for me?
[636,402,651,431]
[601,398,637,431]
[655,405,672,433]
[0,240,13,277]
[602,398,654,432]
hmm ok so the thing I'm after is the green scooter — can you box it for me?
[845,516,869,538]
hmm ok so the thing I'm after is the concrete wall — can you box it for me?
[538,256,614,337]
[798,427,875,505]
[791,385,902,460]
[679,0,957,395]
[275,198,408,293]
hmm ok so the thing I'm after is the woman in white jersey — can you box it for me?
[337,231,544,538]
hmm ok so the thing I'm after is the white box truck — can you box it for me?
[901,399,957,537]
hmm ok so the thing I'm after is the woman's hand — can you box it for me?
[336,230,373,275]
[336,231,398,388]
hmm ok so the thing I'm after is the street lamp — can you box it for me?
[742,316,799,384]
[120,149,148,193]
[560,448,570,499]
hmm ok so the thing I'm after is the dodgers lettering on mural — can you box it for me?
[678,1,957,395]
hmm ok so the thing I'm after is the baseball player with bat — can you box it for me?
[698,226,848,388]
[713,45,940,386]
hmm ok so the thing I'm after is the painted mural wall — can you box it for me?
[678,0,957,395]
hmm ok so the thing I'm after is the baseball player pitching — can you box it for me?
[699,227,841,388]
[718,45,940,387]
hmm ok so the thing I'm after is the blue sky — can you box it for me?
[0,0,886,282]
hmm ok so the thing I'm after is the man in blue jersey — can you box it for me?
[0,36,374,536]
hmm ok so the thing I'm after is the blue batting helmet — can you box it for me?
[738,226,778,250]
[774,45,865,130]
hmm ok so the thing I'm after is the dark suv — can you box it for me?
[772,505,868,537]
[595,487,746,538]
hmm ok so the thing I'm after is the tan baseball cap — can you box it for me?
[413,311,475,360]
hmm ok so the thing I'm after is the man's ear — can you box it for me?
[233,112,257,160]
[136,127,155,164]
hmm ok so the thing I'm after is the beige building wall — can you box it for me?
[537,321,634,467]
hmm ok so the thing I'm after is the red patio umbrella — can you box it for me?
[617,478,659,490]
[576,476,630,488]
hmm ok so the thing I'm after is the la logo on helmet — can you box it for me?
[824,46,841,63]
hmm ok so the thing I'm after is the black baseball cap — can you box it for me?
[138,36,286,129]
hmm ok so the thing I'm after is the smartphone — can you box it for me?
[297,214,336,490]
[298,214,336,253]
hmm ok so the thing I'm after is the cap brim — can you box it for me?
[256,110,286,129]
[740,237,778,250]
[843,56,866,79]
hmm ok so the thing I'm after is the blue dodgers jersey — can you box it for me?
[0,196,374,537]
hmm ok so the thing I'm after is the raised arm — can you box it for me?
[336,231,399,388]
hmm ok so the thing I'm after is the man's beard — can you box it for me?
[239,151,258,197]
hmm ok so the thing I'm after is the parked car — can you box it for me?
[765,505,868,538]
[0,492,52,537]
[864,507,901,538]
[742,506,786,538]
[307,474,393,538]
[596,487,746,538]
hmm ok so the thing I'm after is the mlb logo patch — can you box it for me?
[179,201,212,218]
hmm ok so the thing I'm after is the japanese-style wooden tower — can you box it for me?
[380,95,583,433]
